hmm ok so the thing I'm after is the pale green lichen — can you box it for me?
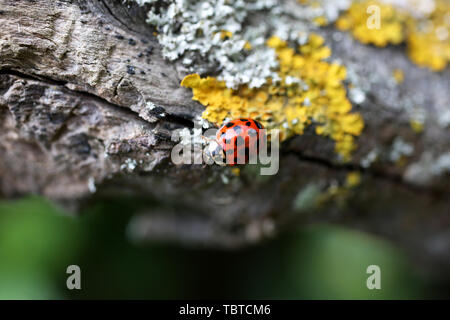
[134,0,281,89]
[134,0,357,89]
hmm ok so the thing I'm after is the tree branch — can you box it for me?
[1,0,449,278]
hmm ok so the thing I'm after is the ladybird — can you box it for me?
[207,118,265,166]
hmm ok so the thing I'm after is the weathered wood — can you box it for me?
[1,0,449,278]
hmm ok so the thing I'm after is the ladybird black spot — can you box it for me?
[246,121,251,126]
[253,120,263,129]
[225,122,234,128]
[233,125,242,134]
[240,118,248,122]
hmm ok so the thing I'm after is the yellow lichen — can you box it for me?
[392,68,404,83]
[181,34,364,161]
[406,1,450,71]
[410,119,424,133]
[345,171,362,188]
[336,0,450,71]
[316,171,363,207]
[314,16,328,27]
[219,30,233,40]
[313,171,364,208]
[336,0,406,47]
[231,168,241,176]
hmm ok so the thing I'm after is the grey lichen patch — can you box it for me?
[134,0,280,89]
[359,137,414,169]
[389,137,414,162]
[438,109,450,129]
[284,0,351,23]
[348,87,366,105]
[404,151,450,186]
[360,148,379,168]
[194,115,212,129]
[120,157,138,172]
[292,183,321,213]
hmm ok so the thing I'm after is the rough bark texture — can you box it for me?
[1,0,449,280]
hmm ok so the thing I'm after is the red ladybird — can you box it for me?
[209,118,265,166]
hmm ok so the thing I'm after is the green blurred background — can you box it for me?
[0,196,432,299]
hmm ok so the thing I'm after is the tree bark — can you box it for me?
[1,0,449,279]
